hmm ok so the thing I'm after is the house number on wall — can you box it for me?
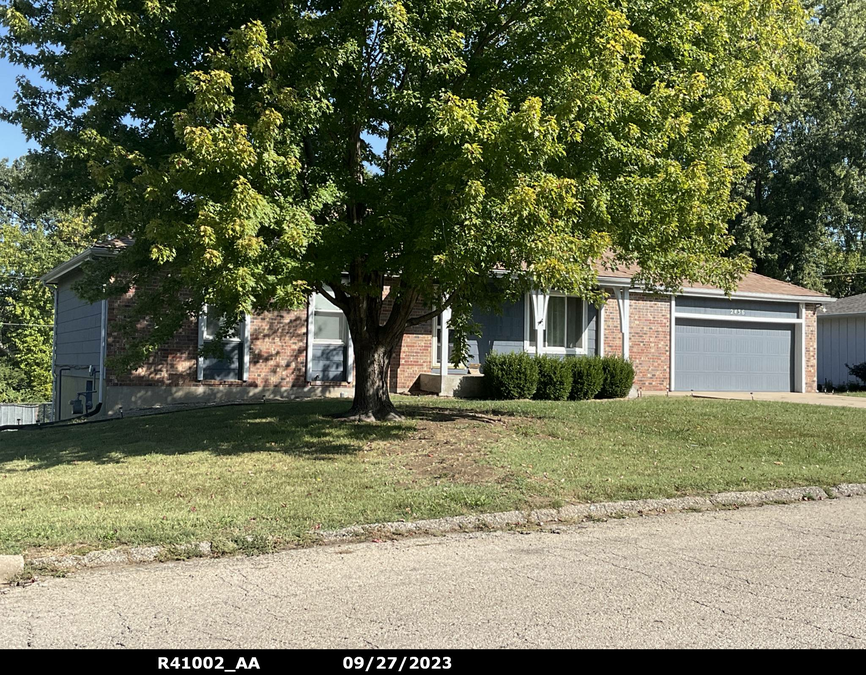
[730,308,746,316]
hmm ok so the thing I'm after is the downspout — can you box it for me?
[99,298,108,406]
[613,288,630,360]
[597,294,605,357]
[438,306,452,396]
[669,296,676,392]
[50,283,59,421]
[798,302,807,393]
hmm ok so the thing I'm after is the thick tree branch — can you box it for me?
[404,291,458,328]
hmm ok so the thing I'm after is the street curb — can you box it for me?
[22,483,864,574]
[28,542,211,573]
[318,486,831,541]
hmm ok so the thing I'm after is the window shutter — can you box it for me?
[242,313,251,381]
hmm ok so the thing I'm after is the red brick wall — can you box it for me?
[629,294,671,392]
[107,292,310,389]
[601,291,671,391]
[106,287,432,394]
[805,304,818,393]
[602,295,622,357]
[249,310,308,388]
[381,286,433,393]
[106,289,200,387]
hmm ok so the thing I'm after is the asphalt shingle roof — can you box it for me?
[821,292,866,316]
[593,258,829,299]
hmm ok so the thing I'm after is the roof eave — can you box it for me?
[675,286,834,304]
[595,276,833,303]
[40,247,119,285]
[818,310,865,319]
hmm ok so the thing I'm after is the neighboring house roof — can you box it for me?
[91,236,134,251]
[819,292,866,317]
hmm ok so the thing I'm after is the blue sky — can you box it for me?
[1,56,37,161]
[1,55,391,164]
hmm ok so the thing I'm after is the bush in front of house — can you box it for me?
[533,355,573,401]
[482,351,539,400]
[598,356,635,399]
[569,356,605,400]
[846,362,866,385]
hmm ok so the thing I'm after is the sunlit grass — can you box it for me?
[1,396,864,556]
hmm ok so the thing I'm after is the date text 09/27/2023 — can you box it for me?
[155,655,454,672]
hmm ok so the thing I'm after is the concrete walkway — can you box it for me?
[2,498,864,648]
[649,391,866,409]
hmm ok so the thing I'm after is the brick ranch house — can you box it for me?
[42,240,832,421]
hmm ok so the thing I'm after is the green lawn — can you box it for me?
[1,396,865,557]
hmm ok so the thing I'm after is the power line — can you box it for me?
[822,271,866,278]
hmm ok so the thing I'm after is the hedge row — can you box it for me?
[481,353,635,401]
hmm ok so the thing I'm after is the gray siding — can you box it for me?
[586,304,598,355]
[818,315,866,387]
[465,296,600,366]
[467,297,526,366]
[54,272,104,372]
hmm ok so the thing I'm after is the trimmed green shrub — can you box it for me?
[482,351,539,400]
[533,355,573,401]
[598,356,635,399]
[569,356,605,400]
[846,362,866,385]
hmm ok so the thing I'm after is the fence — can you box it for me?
[0,403,53,427]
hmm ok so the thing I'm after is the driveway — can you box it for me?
[658,391,866,408]
[1,498,864,649]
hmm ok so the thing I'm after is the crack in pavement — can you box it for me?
[3,498,865,648]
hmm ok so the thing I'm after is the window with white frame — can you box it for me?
[528,294,587,352]
[197,307,249,381]
[307,291,352,382]
[312,293,347,344]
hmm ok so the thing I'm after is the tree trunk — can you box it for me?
[340,338,401,422]
[324,274,427,422]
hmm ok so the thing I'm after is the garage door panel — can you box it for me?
[675,319,793,392]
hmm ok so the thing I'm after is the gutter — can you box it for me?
[40,246,119,285]
[596,276,833,304]
[817,311,866,320]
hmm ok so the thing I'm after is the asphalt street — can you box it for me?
[1,498,864,648]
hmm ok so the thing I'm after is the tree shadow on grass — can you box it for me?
[0,399,410,470]
[0,398,523,471]
[396,404,529,425]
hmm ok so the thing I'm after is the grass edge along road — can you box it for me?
[2,396,864,558]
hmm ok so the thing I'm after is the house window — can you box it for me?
[528,294,586,352]
[198,307,249,381]
[312,293,347,344]
[307,290,352,382]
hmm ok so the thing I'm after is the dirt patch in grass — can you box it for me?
[379,413,527,485]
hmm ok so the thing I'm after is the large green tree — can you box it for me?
[0,158,90,402]
[731,0,866,296]
[1,0,805,418]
